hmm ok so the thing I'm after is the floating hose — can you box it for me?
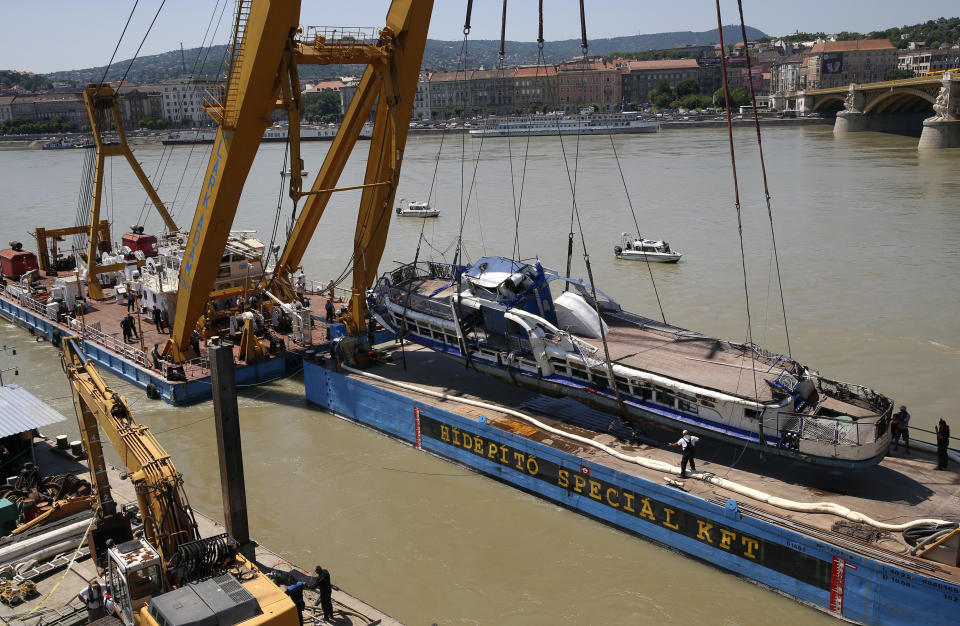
[342,365,954,533]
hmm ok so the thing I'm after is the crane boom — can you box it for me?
[83,84,178,299]
[168,0,302,359]
[167,0,433,359]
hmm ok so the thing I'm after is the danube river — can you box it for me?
[1,124,957,624]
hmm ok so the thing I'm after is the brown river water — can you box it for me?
[0,124,958,623]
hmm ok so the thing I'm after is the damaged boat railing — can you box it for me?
[762,410,888,448]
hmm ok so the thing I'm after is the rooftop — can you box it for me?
[810,39,895,54]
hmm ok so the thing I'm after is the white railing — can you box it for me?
[81,323,148,368]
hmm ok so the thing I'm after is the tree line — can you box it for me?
[1,116,77,135]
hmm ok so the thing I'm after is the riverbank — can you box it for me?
[0,117,833,149]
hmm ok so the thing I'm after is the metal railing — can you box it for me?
[81,323,148,369]
[762,410,887,448]
[300,26,380,47]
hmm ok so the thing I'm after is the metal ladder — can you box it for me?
[221,0,251,128]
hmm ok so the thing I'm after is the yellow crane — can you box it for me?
[81,83,178,299]
[62,337,298,626]
[166,0,433,360]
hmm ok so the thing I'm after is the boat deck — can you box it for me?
[345,344,959,582]
[1,439,399,626]
[398,277,878,417]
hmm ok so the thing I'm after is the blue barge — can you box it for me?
[303,346,959,625]
[0,292,298,404]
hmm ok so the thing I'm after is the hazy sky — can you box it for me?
[3,1,956,74]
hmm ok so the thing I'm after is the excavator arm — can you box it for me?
[62,338,200,563]
[167,0,433,359]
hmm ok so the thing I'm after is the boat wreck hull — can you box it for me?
[391,331,889,470]
[303,359,958,626]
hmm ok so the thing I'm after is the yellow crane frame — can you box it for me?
[166,0,433,360]
[82,83,178,299]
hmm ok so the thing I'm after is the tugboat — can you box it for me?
[368,255,893,469]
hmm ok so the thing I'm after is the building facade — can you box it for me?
[160,77,221,126]
[117,85,163,128]
[897,48,960,76]
[556,58,622,111]
[620,59,700,106]
[513,66,558,113]
[803,39,897,89]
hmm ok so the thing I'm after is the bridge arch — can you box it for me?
[812,95,844,112]
[864,88,936,114]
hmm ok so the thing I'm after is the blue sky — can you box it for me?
[3,1,957,74]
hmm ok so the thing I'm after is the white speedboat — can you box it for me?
[614,233,681,263]
[395,199,439,218]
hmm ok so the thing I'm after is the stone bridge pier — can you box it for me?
[919,74,960,149]
[832,73,960,148]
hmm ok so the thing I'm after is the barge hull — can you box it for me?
[303,359,959,625]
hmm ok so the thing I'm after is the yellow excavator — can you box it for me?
[62,336,298,626]
[165,0,433,360]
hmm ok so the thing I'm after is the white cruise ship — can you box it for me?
[468,113,658,138]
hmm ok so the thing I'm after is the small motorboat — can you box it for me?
[281,168,309,177]
[614,232,682,263]
[395,199,440,218]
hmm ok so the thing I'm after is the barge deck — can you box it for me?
[304,343,959,625]
[0,279,360,405]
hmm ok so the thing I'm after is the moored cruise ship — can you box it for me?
[163,123,373,145]
[469,113,658,138]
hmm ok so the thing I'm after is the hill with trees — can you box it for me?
[43,25,765,84]
[0,70,53,92]
[766,17,960,49]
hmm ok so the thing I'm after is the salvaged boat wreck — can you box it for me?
[368,256,893,469]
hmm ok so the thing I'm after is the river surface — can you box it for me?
[1,125,958,624]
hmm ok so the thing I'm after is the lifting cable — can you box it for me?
[500,0,520,259]
[170,0,231,225]
[143,145,176,230]
[452,19,472,269]
[608,133,667,324]
[265,139,291,269]
[735,0,791,358]
[116,0,167,91]
[98,0,140,85]
[555,13,633,430]
[452,2,476,367]
[714,0,760,408]
[511,0,547,260]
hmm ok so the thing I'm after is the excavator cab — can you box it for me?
[106,538,164,626]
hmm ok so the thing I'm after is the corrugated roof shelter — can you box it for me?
[0,384,67,438]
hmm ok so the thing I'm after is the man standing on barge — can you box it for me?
[891,405,910,453]
[936,419,950,470]
[671,430,699,478]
